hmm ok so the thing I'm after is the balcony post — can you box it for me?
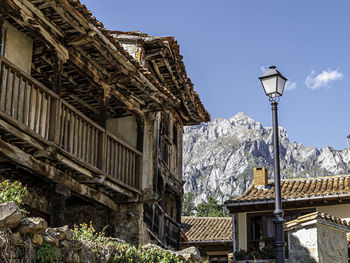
[50,183,70,227]
[0,13,4,56]
[48,54,63,144]
[52,51,63,95]
[97,88,109,172]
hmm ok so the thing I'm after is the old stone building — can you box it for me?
[0,0,209,250]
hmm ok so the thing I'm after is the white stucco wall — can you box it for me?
[3,21,33,74]
[288,225,319,263]
[237,212,247,250]
[107,116,138,148]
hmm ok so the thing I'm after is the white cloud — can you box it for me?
[305,69,343,90]
[285,81,296,91]
[260,66,266,73]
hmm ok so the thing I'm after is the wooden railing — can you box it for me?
[0,56,142,192]
[105,132,142,189]
[0,56,56,140]
[59,101,102,168]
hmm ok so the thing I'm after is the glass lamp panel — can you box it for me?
[277,76,286,96]
[261,76,277,96]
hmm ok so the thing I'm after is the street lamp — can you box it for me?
[259,65,287,263]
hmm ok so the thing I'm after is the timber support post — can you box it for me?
[50,183,71,227]
[0,12,4,56]
[52,51,63,95]
[97,89,109,172]
[49,53,63,144]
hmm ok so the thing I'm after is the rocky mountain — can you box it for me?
[183,112,350,205]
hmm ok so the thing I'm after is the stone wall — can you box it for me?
[0,201,201,263]
[285,212,350,263]
[114,203,150,246]
[317,223,348,263]
[64,196,109,234]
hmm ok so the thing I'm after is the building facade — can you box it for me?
[225,168,350,251]
[0,0,209,250]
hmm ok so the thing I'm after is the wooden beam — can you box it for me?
[68,49,145,117]
[1,0,69,62]
[0,117,45,151]
[0,138,119,211]
[150,60,166,87]
[69,94,99,115]
[46,0,86,35]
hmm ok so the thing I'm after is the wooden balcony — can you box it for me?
[0,55,142,195]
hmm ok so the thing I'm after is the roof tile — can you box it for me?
[230,175,350,203]
[181,217,232,242]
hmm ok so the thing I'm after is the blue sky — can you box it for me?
[81,0,350,150]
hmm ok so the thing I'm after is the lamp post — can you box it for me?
[259,66,287,263]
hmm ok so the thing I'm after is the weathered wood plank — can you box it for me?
[0,116,45,151]
[0,138,118,211]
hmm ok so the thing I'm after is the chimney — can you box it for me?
[254,167,268,187]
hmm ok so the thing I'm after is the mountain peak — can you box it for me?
[183,112,348,205]
[229,112,263,131]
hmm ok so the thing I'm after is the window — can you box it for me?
[247,209,315,250]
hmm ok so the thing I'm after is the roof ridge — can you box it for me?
[285,212,350,229]
[265,174,350,184]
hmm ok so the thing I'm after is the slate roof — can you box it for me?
[181,217,232,243]
[228,175,350,204]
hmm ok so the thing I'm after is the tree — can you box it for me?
[182,192,196,216]
[196,196,228,217]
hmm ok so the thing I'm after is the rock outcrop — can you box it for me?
[0,201,22,228]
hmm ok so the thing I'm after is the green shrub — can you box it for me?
[72,221,109,244]
[0,179,28,213]
[72,222,186,263]
[35,242,61,263]
[110,243,185,263]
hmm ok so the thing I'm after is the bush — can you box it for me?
[72,222,186,263]
[72,221,109,244]
[35,242,61,263]
[0,179,28,213]
[111,243,185,263]
[196,196,228,217]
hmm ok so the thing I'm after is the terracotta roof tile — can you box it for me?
[229,175,350,204]
[285,212,350,230]
[181,217,232,243]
